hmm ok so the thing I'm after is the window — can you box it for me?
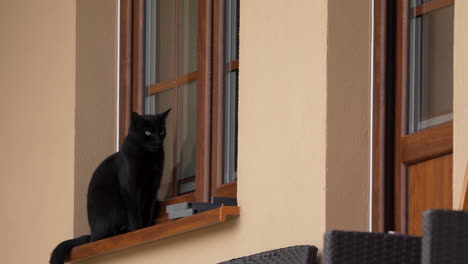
[119,0,240,221]
[408,0,454,133]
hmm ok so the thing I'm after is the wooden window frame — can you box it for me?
[211,0,238,198]
[120,0,238,223]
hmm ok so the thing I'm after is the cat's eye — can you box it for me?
[160,130,165,136]
[145,131,152,136]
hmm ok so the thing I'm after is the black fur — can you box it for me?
[50,109,171,264]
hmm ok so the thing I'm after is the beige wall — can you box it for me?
[0,0,76,263]
[453,1,468,208]
[326,0,371,231]
[1,0,375,263]
[5,0,468,261]
[74,0,118,236]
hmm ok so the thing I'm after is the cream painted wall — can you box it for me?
[326,0,371,231]
[5,0,468,261]
[0,0,76,263]
[453,1,468,208]
[0,0,374,263]
[74,0,118,236]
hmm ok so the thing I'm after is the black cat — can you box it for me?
[50,110,170,264]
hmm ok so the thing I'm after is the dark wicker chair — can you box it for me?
[218,245,318,264]
[323,231,421,264]
[422,210,468,264]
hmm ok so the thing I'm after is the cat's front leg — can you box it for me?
[118,166,145,231]
[148,199,160,226]
[127,205,143,231]
[122,191,144,231]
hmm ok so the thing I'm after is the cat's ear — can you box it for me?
[160,108,171,121]
[131,112,143,127]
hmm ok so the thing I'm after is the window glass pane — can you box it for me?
[223,0,239,184]
[224,70,238,184]
[144,0,198,198]
[177,81,197,194]
[178,0,198,76]
[225,0,239,62]
[145,0,176,86]
[144,83,197,198]
[408,5,454,133]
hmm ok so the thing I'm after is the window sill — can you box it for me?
[68,206,240,262]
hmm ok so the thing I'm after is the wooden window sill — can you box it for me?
[68,206,240,262]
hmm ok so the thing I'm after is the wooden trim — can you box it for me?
[164,191,196,205]
[228,59,239,71]
[178,175,196,185]
[372,0,387,233]
[132,0,145,113]
[69,206,240,261]
[459,161,468,210]
[172,0,180,197]
[119,0,133,145]
[211,0,225,196]
[412,0,454,17]
[147,72,198,95]
[395,0,410,234]
[195,0,212,202]
[401,121,453,165]
[215,182,237,197]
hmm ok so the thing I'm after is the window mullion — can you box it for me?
[172,0,180,198]
[195,0,212,202]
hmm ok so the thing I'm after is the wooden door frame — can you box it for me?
[395,0,454,234]
[373,0,455,233]
[372,0,397,233]
[394,0,410,234]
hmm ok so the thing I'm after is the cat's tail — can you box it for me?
[50,235,91,264]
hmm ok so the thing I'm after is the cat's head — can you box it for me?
[128,109,171,152]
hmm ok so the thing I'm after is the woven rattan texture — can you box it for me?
[323,231,421,264]
[218,245,317,264]
[422,210,468,264]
